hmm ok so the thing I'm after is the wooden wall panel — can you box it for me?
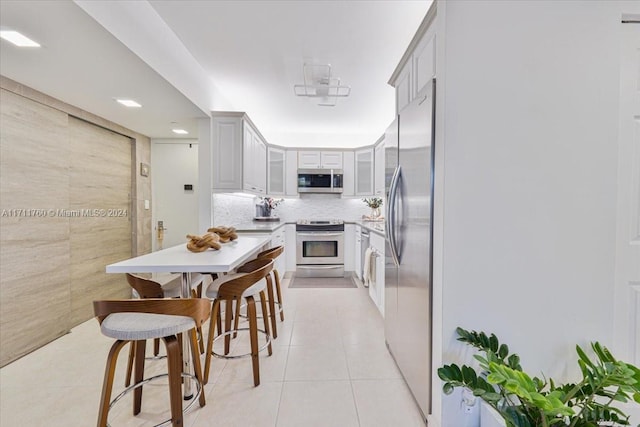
[0,89,71,365]
[0,88,136,366]
[68,117,132,325]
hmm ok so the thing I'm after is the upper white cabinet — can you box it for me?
[298,151,343,169]
[243,125,267,194]
[355,148,374,196]
[267,146,285,196]
[321,151,343,168]
[212,112,266,195]
[413,34,435,98]
[389,18,436,113]
[342,151,355,197]
[285,150,299,197]
[374,137,385,196]
[396,65,412,114]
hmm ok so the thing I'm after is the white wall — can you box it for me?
[436,1,628,425]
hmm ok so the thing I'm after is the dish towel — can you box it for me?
[363,248,374,288]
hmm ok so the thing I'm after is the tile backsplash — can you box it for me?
[212,193,378,225]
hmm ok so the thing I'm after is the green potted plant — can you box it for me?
[362,197,383,219]
[438,327,640,427]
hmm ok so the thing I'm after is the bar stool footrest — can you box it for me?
[107,372,202,427]
[211,327,271,359]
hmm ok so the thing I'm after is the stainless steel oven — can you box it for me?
[296,219,345,277]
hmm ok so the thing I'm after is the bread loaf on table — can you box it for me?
[206,226,238,243]
[186,232,221,252]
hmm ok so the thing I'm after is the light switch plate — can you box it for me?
[144,199,150,210]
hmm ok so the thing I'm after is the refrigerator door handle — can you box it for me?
[386,165,402,266]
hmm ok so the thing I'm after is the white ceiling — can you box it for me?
[0,0,432,147]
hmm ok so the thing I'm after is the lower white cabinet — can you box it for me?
[235,226,286,273]
[285,224,296,272]
[369,231,385,316]
[355,225,362,280]
[344,224,355,272]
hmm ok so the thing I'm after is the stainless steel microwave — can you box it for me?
[297,169,343,193]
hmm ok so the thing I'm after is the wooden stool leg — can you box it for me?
[97,340,128,427]
[259,289,273,356]
[189,328,207,408]
[203,299,220,385]
[191,288,205,353]
[246,295,260,387]
[125,342,134,387]
[163,335,183,427]
[274,269,284,321]
[224,299,234,355]
[153,338,160,356]
[233,298,241,339]
[265,274,278,339]
[132,340,146,415]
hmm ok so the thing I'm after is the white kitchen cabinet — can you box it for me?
[342,151,355,197]
[271,226,286,273]
[235,226,286,273]
[267,146,285,196]
[344,223,355,273]
[298,151,321,168]
[298,150,343,169]
[242,126,267,194]
[396,64,412,113]
[285,224,296,272]
[285,150,299,197]
[369,231,385,316]
[355,148,374,196]
[374,138,385,196]
[212,112,266,195]
[390,16,436,114]
[355,225,362,280]
[320,151,343,168]
[413,33,435,97]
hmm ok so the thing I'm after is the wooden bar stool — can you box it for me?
[203,258,274,386]
[256,246,285,336]
[232,246,285,339]
[123,273,207,387]
[93,298,210,427]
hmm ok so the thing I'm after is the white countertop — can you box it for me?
[233,221,288,232]
[106,236,270,273]
[355,220,385,236]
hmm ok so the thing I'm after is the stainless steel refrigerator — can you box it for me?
[385,78,435,421]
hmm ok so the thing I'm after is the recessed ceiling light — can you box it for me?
[116,99,141,108]
[0,30,40,47]
[172,129,189,135]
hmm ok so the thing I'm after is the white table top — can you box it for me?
[106,236,270,273]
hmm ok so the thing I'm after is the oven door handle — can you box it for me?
[296,232,344,237]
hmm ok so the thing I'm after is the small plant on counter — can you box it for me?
[438,327,640,427]
[362,197,383,209]
[260,197,284,210]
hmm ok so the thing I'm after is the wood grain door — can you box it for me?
[68,116,132,326]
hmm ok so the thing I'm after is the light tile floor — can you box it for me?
[0,278,426,427]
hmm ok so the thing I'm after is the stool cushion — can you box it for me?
[101,312,195,340]
[205,273,266,299]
